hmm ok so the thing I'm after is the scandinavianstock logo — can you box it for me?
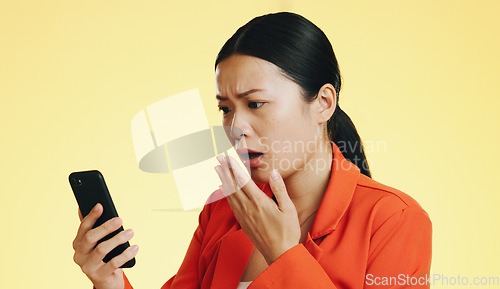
[131,89,248,211]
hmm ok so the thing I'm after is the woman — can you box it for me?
[72,12,432,289]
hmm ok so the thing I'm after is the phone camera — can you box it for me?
[71,178,83,186]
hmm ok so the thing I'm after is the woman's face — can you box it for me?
[216,54,323,184]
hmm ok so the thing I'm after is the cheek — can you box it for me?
[265,120,318,165]
[268,114,315,149]
[253,123,317,175]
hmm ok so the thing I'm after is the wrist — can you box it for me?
[264,242,298,265]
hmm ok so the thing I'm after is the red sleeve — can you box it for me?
[159,203,211,289]
[250,243,339,289]
[365,206,432,289]
[248,206,432,289]
[123,271,133,289]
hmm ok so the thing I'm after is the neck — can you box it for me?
[283,140,333,222]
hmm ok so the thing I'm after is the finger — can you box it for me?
[215,165,242,208]
[215,165,231,198]
[226,156,251,188]
[80,217,123,255]
[75,203,103,245]
[269,169,295,212]
[100,245,139,276]
[78,208,83,222]
[87,229,135,268]
[216,155,238,196]
[215,164,243,214]
[226,156,262,203]
[225,156,254,205]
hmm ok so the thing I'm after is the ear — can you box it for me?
[314,83,337,124]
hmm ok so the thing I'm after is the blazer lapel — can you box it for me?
[303,232,325,261]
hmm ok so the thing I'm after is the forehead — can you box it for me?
[215,54,284,94]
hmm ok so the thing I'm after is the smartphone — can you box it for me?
[69,170,135,268]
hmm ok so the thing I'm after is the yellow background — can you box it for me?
[1,0,498,288]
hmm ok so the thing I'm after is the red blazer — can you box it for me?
[116,141,432,289]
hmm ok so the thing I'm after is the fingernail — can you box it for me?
[271,169,280,180]
[132,245,139,252]
[126,229,134,237]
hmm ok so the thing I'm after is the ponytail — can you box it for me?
[328,105,372,178]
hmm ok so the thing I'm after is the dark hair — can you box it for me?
[215,12,371,178]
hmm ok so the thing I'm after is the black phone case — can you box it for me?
[69,170,135,268]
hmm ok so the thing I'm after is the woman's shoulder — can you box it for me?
[356,174,424,208]
[350,173,431,226]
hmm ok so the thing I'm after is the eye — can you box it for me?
[217,102,264,116]
[248,102,264,109]
[218,106,230,115]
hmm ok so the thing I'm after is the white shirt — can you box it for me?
[236,281,253,289]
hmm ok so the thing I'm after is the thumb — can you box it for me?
[269,169,294,212]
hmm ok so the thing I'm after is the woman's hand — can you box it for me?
[215,155,301,265]
[72,203,139,289]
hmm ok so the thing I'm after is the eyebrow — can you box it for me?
[216,89,264,101]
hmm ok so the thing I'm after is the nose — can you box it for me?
[229,112,249,142]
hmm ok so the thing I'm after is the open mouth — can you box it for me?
[247,152,264,159]
[236,148,264,160]
[236,148,264,168]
